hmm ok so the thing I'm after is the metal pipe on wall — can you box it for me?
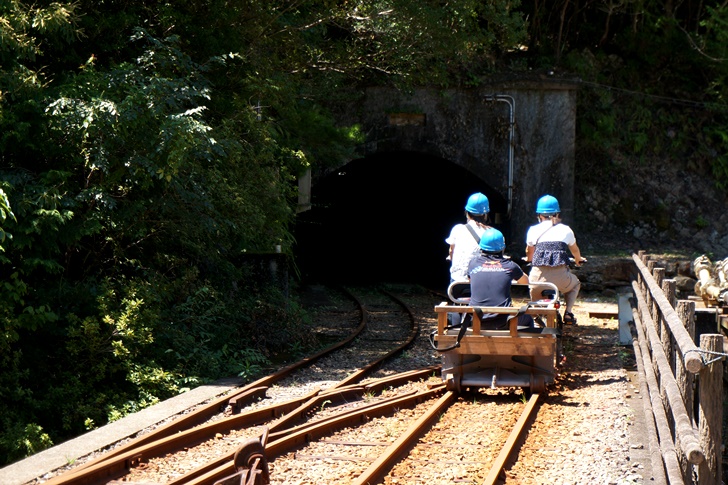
[484,95,515,219]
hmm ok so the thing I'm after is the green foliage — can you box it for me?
[0,423,53,464]
[0,1,79,69]
[696,215,710,229]
[0,21,322,464]
[0,187,15,251]
[533,2,728,188]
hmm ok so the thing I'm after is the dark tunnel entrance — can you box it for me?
[293,152,511,291]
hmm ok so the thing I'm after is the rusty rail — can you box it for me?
[176,386,448,485]
[351,390,456,485]
[482,392,541,485]
[48,287,370,484]
[44,287,426,485]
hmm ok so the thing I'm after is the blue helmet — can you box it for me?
[465,192,489,215]
[536,195,560,215]
[479,227,505,253]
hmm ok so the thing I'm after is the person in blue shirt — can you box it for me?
[468,227,533,330]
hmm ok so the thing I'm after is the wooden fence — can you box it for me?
[628,252,724,484]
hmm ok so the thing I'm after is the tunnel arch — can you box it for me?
[327,84,577,249]
[293,151,517,289]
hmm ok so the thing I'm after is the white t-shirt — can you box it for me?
[526,220,576,247]
[446,220,486,281]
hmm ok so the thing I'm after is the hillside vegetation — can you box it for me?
[1,0,727,466]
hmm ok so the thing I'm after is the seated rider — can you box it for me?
[525,195,586,325]
[446,192,490,282]
[468,227,534,330]
[445,192,490,326]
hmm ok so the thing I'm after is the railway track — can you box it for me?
[97,385,542,485]
[39,286,428,484]
[382,392,541,485]
[263,389,542,485]
[33,284,554,485]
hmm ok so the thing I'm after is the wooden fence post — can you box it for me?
[676,300,696,424]
[644,258,654,295]
[660,279,677,439]
[648,262,657,322]
[653,267,667,405]
[698,334,723,485]
[652,267,665,334]
[632,280,705,466]
[632,254,703,374]
[676,300,696,482]
[638,251,647,288]
[662,279,676,373]
[631,302,680,484]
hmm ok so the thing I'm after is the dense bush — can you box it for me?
[0,30,306,464]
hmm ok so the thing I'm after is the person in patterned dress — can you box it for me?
[525,195,586,324]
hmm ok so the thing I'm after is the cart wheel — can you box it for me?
[233,437,265,470]
[531,375,546,394]
[445,375,462,393]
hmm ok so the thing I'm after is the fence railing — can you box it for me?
[628,251,723,484]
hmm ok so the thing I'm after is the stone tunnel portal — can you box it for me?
[293,151,517,290]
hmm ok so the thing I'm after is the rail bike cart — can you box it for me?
[431,281,563,394]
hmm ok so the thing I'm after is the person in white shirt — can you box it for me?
[525,195,586,324]
[446,192,490,282]
[444,192,490,327]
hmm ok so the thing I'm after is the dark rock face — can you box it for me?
[576,156,728,261]
[576,256,637,294]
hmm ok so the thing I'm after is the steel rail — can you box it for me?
[45,288,424,485]
[266,389,421,442]
[352,390,457,485]
[179,391,426,485]
[265,366,438,435]
[265,289,422,434]
[170,289,427,484]
[230,292,419,434]
[42,387,322,485]
[45,366,440,485]
[171,386,447,485]
[334,288,420,388]
[45,385,270,485]
[258,368,440,445]
[482,392,541,485]
[44,286,367,484]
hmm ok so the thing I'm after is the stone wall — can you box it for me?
[576,254,700,300]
